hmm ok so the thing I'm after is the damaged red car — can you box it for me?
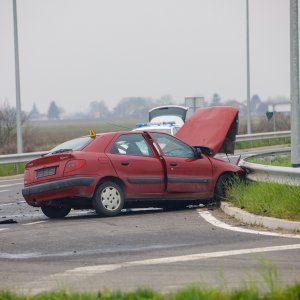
[22,107,244,218]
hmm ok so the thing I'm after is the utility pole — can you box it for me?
[246,0,251,134]
[290,0,300,167]
[13,0,23,153]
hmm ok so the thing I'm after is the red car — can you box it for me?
[22,107,244,218]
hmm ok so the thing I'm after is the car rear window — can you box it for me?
[49,136,94,153]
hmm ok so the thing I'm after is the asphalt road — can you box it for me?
[0,176,299,293]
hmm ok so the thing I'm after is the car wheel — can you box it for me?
[92,181,124,217]
[214,173,233,202]
[41,206,71,219]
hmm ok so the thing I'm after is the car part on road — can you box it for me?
[0,218,18,224]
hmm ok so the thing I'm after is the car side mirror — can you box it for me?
[193,146,202,159]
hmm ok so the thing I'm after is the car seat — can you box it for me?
[126,143,142,156]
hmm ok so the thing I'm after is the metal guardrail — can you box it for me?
[236,130,290,142]
[239,149,300,186]
[0,130,292,165]
[0,151,46,165]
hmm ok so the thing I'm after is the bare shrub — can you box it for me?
[0,102,27,154]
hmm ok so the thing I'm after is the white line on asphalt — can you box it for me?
[0,228,9,232]
[0,178,23,183]
[23,221,46,226]
[0,183,23,188]
[64,243,300,275]
[0,200,26,207]
[0,190,10,193]
[198,210,300,239]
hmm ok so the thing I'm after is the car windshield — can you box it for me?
[149,106,187,122]
[49,136,94,154]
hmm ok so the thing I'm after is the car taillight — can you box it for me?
[24,170,30,184]
[64,159,86,173]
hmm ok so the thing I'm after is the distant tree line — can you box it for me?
[27,93,290,121]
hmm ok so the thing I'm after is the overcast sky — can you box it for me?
[0,0,289,114]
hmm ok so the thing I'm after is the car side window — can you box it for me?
[152,132,195,158]
[110,134,154,157]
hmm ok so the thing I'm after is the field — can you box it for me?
[22,117,291,153]
[22,119,139,152]
[247,154,291,167]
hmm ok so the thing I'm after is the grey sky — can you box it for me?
[0,0,289,114]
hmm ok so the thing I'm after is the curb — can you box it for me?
[220,202,300,232]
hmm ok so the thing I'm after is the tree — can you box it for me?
[29,103,41,120]
[47,101,60,120]
[250,94,261,113]
[89,100,110,119]
[211,93,221,106]
[156,94,174,105]
[0,101,27,154]
[113,97,154,119]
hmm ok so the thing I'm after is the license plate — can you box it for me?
[36,167,56,178]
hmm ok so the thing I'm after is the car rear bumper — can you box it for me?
[22,177,95,205]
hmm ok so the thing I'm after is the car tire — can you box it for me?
[92,181,124,217]
[214,173,233,203]
[41,206,71,219]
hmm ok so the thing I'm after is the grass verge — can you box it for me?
[235,137,290,150]
[0,282,300,300]
[247,155,291,167]
[0,163,25,176]
[227,179,300,221]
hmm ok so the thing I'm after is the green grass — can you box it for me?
[0,163,25,176]
[227,179,300,221]
[247,155,291,167]
[0,282,299,300]
[235,137,290,150]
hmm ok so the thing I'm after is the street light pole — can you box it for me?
[13,0,23,153]
[290,0,300,167]
[246,0,251,134]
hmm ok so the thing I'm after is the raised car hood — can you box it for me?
[175,107,239,155]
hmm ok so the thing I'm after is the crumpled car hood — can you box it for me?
[175,106,239,155]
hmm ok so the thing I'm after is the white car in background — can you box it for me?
[133,105,189,135]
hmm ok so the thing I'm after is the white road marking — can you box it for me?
[0,228,9,232]
[198,210,300,239]
[0,183,23,188]
[0,190,10,193]
[23,221,46,226]
[65,243,300,275]
[0,178,23,183]
[0,200,26,207]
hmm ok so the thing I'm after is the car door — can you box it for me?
[106,133,165,198]
[150,132,213,195]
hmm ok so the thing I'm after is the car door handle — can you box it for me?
[170,162,177,166]
[121,162,129,166]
